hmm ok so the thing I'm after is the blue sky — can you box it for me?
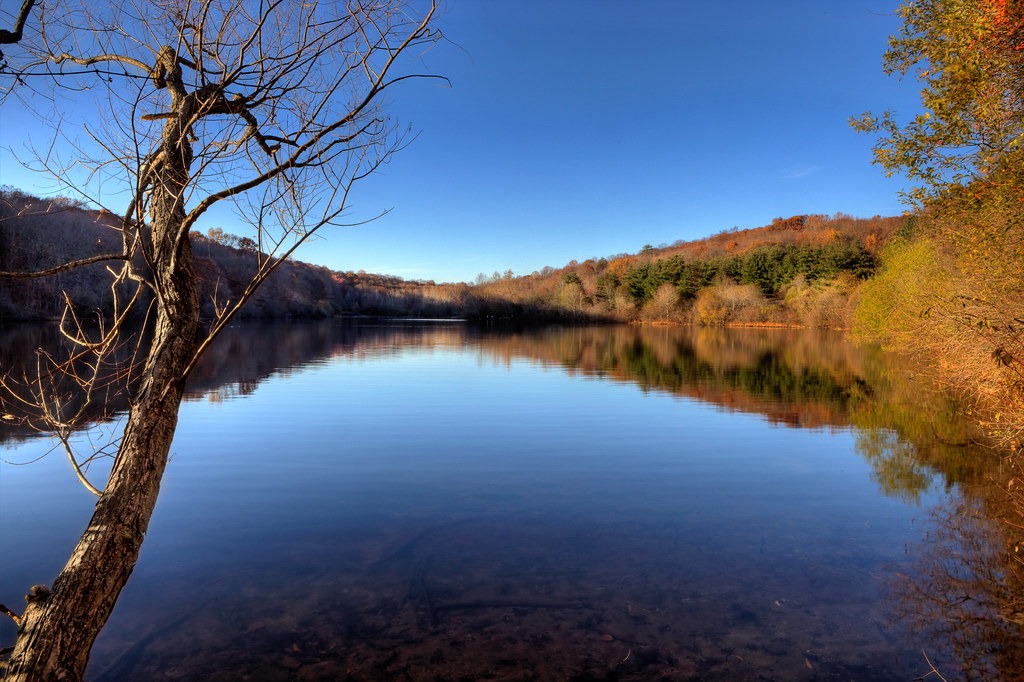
[0,1,920,284]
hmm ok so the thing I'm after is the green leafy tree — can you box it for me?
[594,271,620,303]
[561,271,583,287]
[624,262,656,302]
[851,0,1024,203]
[675,259,718,299]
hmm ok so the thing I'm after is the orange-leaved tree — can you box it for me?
[852,0,1024,450]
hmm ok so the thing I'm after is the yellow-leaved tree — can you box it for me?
[852,0,1024,450]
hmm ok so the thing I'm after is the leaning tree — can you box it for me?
[0,0,442,678]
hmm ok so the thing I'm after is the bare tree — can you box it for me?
[0,0,442,678]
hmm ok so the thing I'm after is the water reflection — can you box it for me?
[476,325,872,428]
[0,320,968,447]
[1,320,1021,680]
[478,325,994,502]
[890,472,1024,680]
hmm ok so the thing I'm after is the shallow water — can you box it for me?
[1,321,1017,680]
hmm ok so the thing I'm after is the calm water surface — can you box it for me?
[1,322,1019,680]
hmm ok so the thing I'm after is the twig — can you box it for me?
[0,603,22,627]
[918,649,949,682]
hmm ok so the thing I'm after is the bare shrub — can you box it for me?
[694,282,767,326]
[641,283,683,323]
[784,273,858,329]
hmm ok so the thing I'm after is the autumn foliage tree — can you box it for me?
[853,0,1024,450]
[852,0,1024,202]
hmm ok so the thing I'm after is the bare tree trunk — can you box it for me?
[3,361,190,680]
[3,95,200,681]
[1,4,441,675]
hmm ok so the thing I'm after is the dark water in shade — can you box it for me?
[1,321,1021,680]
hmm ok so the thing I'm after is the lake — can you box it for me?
[1,321,1021,680]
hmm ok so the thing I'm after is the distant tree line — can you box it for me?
[470,213,901,326]
[1,188,900,328]
[618,240,875,303]
[0,188,473,322]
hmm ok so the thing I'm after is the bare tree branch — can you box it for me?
[0,1,444,677]
[0,0,34,45]
[0,253,128,279]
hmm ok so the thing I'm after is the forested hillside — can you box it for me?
[0,187,473,321]
[472,213,903,326]
[1,187,901,326]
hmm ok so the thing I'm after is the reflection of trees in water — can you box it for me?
[470,324,1024,678]
[849,344,989,505]
[892,487,1024,680]
[189,321,474,402]
[0,320,998,489]
[478,324,995,503]
[2,320,995,497]
[4,320,1024,675]
[1,320,473,441]
[854,429,936,502]
[475,325,875,429]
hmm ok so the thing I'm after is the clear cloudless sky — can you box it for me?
[0,0,922,284]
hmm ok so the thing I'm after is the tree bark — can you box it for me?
[2,351,193,680]
[1,5,441,672]
[2,61,200,680]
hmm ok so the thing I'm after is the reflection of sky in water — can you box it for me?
[140,346,939,572]
[0,329,956,679]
